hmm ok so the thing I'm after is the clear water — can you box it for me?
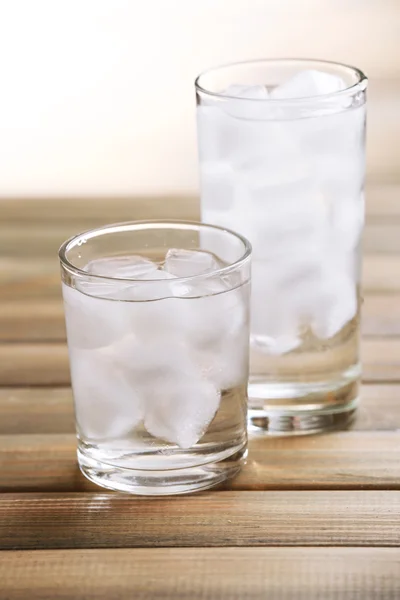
[197,81,365,429]
[78,384,247,471]
[62,251,249,481]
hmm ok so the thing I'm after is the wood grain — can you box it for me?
[1,547,400,600]
[1,254,400,304]
[0,183,399,262]
[0,338,399,386]
[0,384,398,435]
[0,388,75,435]
[1,431,399,493]
[363,255,400,293]
[367,79,400,181]
[1,491,399,550]
[2,218,400,260]
[0,257,61,301]
[1,293,399,342]
[0,196,198,225]
[0,344,69,386]
[355,384,400,430]
[0,300,65,341]
[0,184,396,228]
[363,295,400,337]
[364,224,400,254]
[362,339,400,381]
[367,183,400,219]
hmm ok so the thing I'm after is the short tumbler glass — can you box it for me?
[59,221,251,495]
[196,59,368,435]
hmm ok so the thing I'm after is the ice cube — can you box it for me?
[62,283,131,349]
[296,106,366,199]
[85,255,158,279]
[178,277,247,347]
[144,376,220,448]
[249,262,304,354]
[251,333,301,356]
[78,269,176,302]
[195,326,249,389]
[107,333,194,381]
[70,347,144,440]
[331,195,364,251]
[224,84,269,100]
[237,184,328,261]
[108,336,222,449]
[311,272,357,339]
[164,248,221,277]
[222,84,273,121]
[199,161,235,212]
[197,105,231,163]
[72,256,169,301]
[119,269,178,301]
[270,70,346,99]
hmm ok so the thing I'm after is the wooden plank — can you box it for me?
[0,185,397,229]
[0,184,399,262]
[0,338,399,386]
[367,79,400,182]
[363,295,400,337]
[362,339,400,381]
[0,344,69,386]
[0,300,65,341]
[3,210,400,262]
[364,223,400,254]
[0,388,74,435]
[0,196,198,225]
[363,255,400,293]
[0,491,399,550]
[1,293,399,342]
[1,431,399,493]
[367,183,400,220]
[1,547,399,600]
[0,384,398,436]
[1,254,400,303]
[355,384,400,431]
[0,257,61,301]
[3,219,400,259]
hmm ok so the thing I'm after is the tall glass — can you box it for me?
[196,59,367,435]
[59,221,251,494]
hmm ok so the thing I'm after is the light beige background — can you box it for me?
[0,0,398,197]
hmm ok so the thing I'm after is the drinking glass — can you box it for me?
[59,221,251,494]
[196,59,367,435]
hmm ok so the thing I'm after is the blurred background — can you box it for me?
[0,0,399,199]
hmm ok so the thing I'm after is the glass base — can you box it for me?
[248,372,360,436]
[78,445,247,495]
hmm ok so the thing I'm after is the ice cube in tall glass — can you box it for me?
[196,59,367,435]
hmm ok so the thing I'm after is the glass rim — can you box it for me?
[59,219,252,284]
[195,57,368,103]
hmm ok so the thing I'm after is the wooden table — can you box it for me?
[1,190,400,599]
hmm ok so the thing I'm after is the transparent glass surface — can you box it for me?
[59,221,251,494]
[196,59,367,435]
